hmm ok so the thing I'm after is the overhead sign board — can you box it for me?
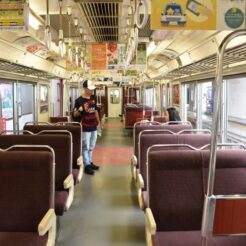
[0,0,29,30]
[151,0,245,30]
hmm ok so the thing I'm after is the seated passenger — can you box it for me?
[163,109,170,122]
[167,107,181,122]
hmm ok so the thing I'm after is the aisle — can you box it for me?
[56,118,146,246]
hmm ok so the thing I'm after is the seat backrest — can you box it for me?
[0,151,54,232]
[49,116,69,123]
[134,124,192,161]
[24,125,81,169]
[140,134,211,190]
[148,149,246,232]
[0,135,71,191]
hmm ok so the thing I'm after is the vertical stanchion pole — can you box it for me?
[201,30,246,246]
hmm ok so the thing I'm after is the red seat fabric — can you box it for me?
[72,169,80,185]
[152,231,246,246]
[23,125,81,173]
[55,191,69,216]
[0,232,48,246]
[148,149,246,245]
[0,151,54,245]
[134,124,192,168]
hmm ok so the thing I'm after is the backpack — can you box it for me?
[71,111,82,123]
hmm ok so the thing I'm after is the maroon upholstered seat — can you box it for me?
[124,105,158,128]
[137,134,210,209]
[49,117,69,123]
[0,135,72,216]
[0,232,48,246]
[133,124,192,168]
[147,149,246,245]
[55,192,69,216]
[152,231,246,246]
[23,125,82,185]
[0,151,54,246]
[72,169,80,185]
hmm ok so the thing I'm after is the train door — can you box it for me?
[0,81,13,131]
[51,79,63,116]
[0,80,36,132]
[16,82,36,131]
[108,87,122,117]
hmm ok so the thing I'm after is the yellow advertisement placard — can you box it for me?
[151,0,216,30]
[92,44,107,70]
[0,0,28,30]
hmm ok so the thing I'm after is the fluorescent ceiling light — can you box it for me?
[147,41,157,57]
[29,13,42,30]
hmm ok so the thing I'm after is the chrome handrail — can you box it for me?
[202,30,246,246]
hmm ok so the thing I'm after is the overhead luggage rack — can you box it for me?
[161,42,246,80]
[0,59,57,79]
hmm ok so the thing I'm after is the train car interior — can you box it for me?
[0,0,246,246]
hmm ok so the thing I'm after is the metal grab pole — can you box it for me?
[151,81,155,121]
[143,83,146,119]
[201,30,246,246]
[127,86,130,105]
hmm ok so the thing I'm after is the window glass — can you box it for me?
[226,77,246,144]
[110,89,120,104]
[145,87,156,108]
[185,82,197,128]
[200,81,213,130]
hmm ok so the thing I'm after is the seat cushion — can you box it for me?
[55,191,69,216]
[152,231,246,246]
[0,232,48,246]
[72,169,80,185]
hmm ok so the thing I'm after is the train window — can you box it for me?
[225,77,246,144]
[110,89,120,104]
[136,89,140,103]
[0,82,13,131]
[145,87,156,109]
[198,81,213,130]
[183,82,197,128]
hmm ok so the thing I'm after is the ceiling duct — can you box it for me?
[79,1,120,42]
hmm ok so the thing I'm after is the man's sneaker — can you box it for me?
[90,162,100,170]
[84,165,94,175]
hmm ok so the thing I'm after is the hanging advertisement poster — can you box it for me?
[137,43,147,65]
[217,0,245,30]
[172,84,180,106]
[0,0,29,30]
[92,44,107,70]
[118,44,126,65]
[107,43,118,69]
[151,0,216,30]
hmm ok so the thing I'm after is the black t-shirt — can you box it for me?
[74,95,98,132]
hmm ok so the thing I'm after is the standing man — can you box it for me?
[73,80,100,175]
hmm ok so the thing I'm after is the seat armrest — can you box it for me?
[64,174,74,210]
[145,208,156,235]
[137,174,145,209]
[77,155,83,166]
[131,155,138,180]
[38,209,56,246]
[76,156,83,183]
[131,155,137,166]
[64,174,73,189]
[145,208,157,246]
[136,173,144,189]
